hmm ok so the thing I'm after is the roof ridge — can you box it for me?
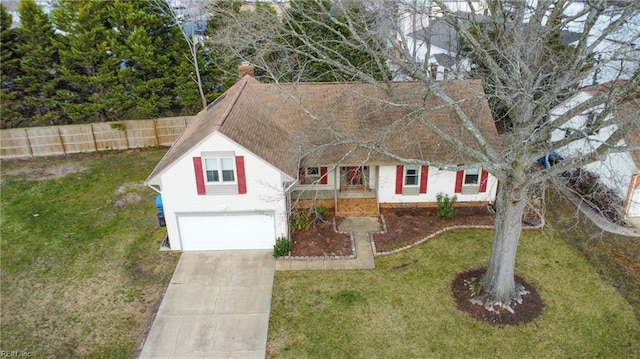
[216,76,250,130]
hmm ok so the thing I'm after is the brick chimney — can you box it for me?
[237,61,254,78]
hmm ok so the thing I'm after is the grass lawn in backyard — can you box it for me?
[1,148,179,358]
[267,227,640,358]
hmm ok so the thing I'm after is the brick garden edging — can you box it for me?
[372,204,545,257]
[276,218,356,261]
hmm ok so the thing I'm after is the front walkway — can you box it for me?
[275,217,382,271]
[139,250,275,359]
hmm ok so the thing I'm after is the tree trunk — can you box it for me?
[191,38,207,110]
[474,180,529,312]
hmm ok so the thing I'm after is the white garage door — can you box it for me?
[178,213,276,251]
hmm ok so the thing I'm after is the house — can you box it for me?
[145,70,500,251]
[550,84,640,222]
[395,1,488,38]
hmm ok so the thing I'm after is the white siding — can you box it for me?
[551,91,639,216]
[583,150,636,198]
[159,132,288,251]
[377,165,497,204]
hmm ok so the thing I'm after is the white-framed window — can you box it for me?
[404,165,420,186]
[305,167,321,183]
[204,157,236,184]
[464,167,480,185]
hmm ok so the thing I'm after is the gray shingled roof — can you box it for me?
[409,13,581,55]
[145,76,499,184]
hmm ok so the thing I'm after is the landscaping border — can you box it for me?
[276,218,356,261]
[372,204,545,256]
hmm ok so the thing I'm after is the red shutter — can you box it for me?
[193,157,206,195]
[454,170,464,193]
[298,167,306,185]
[419,165,429,194]
[480,169,489,193]
[395,165,403,195]
[235,156,247,194]
[320,167,328,185]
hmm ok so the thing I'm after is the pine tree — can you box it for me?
[53,0,122,122]
[16,0,64,126]
[278,0,389,82]
[0,4,24,128]
[108,0,178,119]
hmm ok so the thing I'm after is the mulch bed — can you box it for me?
[290,213,352,257]
[373,206,497,252]
[451,267,545,325]
[291,205,543,256]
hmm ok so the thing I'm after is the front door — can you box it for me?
[340,166,367,189]
[348,166,363,186]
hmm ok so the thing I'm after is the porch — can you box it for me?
[291,188,379,217]
[292,165,379,217]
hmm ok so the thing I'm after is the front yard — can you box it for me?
[0,148,178,358]
[268,227,640,358]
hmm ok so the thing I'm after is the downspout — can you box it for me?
[284,181,297,193]
[288,144,304,240]
[284,181,295,241]
[334,166,338,215]
[146,183,162,194]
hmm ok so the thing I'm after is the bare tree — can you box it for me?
[154,0,208,109]
[212,0,640,312]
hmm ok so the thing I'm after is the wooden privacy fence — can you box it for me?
[0,116,194,159]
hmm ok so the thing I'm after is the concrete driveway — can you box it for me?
[139,250,275,359]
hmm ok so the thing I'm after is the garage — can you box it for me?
[177,213,276,251]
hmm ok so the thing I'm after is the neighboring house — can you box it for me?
[145,71,500,251]
[240,0,290,16]
[403,12,582,80]
[395,0,488,37]
[403,12,488,80]
[560,2,640,87]
[550,84,640,220]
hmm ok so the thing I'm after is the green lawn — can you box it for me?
[267,228,640,358]
[0,148,179,358]
[545,189,640,319]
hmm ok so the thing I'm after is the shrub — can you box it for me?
[563,168,624,223]
[290,211,309,231]
[273,236,291,258]
[564,168,599,195]
[436,193,457,219]
[315,205,329,222]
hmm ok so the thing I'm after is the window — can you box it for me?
[396,165,428,195]
[455,167,487,194]
[464,167,479,185]
[298,167,328,185]
[405,165,419,186]
[305,167,320,183]
[204,157,235,184]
